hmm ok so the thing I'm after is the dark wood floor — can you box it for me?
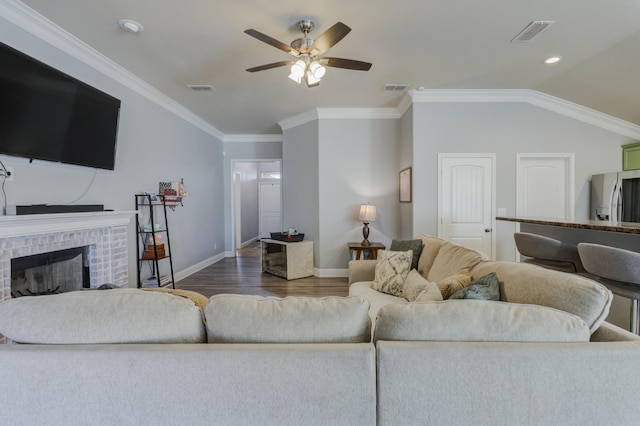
[176,244,349,298]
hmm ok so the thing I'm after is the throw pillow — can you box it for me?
[415,282,444,302]
[403,269,438,301]
[372,250,413,297]
[449,272,501,300]
[389,239,424,270]
[435,269,472,299]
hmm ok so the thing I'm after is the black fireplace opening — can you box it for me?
[11,246,90,298]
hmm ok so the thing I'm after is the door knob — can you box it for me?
[484,228,492,232]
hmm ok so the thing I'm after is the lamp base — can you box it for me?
[361,222,371,246]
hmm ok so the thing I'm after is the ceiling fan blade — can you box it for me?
[244,29,300,57]
[322,57,372,71]
[246,61,294,73]
[310,22,351,55]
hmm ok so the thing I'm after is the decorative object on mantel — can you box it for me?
[358,203,377,246]
[158,178,187,210]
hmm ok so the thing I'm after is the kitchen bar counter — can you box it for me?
[496,216,640,235]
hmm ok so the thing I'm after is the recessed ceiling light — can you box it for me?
[545,56,562,64]
[118,19,144,33]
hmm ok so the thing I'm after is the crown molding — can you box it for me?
[316,108,399,120]
[0,0,225,141]
[408,89,640,139]
[278,107,400,131]
[396,92,413,118]
[224,134,283,143]
[278,110,319,131]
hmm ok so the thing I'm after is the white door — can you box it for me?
[259,182,281,238]
[516,154,574,219]
[439,154,495,259]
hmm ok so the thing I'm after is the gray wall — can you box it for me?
[282,121,320,265]
[0,15,226,286]
[398,105,414,239]
[410,101,634,261]
[235,162,259,244]
[318,118,400,271]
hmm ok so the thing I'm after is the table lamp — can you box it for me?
[358,203,377,246]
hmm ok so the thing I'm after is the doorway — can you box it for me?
[231,160,282,255]
[438,153,495,259]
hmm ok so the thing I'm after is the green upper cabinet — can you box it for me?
[622,142,640,171]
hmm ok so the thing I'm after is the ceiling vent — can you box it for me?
[511,21,555,43]
[187,84,216,91]
[384,84,409,91]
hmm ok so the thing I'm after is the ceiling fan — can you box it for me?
[245,20,372,87]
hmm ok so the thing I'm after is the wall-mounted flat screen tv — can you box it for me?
[0,41,121,170]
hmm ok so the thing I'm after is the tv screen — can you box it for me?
[0,41,121,170]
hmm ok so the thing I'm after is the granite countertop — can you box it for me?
[496,216,640,234]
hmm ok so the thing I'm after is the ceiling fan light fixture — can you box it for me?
[290,60,306,78]
[306,69,322,86]
[309,61,326,79]
[288,73,302,84]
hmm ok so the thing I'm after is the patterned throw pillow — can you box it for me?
[449,272,501,300]
[372,250,413,297]
[436,269,472,299]
[389,239,424,270]
[403,269,438,301]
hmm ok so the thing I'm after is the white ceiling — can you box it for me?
[17,0,640,135]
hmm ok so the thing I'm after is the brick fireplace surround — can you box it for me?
[0,211,136,304]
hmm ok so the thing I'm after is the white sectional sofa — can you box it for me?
[349,234,640,425]
[0,233,639,426]
[0,290,376,426]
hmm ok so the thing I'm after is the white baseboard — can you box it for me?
[240,237,260,248]
[314,268,348,278]
[174,252,225,282]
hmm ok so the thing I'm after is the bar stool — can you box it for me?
[514,232,585,273]
[578,243,640,335]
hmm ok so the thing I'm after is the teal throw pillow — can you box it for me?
[390,239,424,270]
[449,272,501,301]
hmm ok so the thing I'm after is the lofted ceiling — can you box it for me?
[16,0,640,135]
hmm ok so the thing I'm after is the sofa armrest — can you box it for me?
[590,321,640,342]
[348,260,377,284]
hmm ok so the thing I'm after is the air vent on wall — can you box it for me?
[511,20,555,43]
[187,84,216,91]
[384,84,409,91]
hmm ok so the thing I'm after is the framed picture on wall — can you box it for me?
[399,167,412,203]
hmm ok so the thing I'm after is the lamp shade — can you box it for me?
[358,204,377,222]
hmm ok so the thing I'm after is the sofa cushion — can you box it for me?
[415,234,448,277]
[373,300,591,343]
[426,242,484,282]
[471,261,613,333]
[349,281,408,328]
[449,272,500,301]
[0,289,206,344]
[204,295,371,343]
[403,269,437,301]
[372,250,413,297]
[436,269,473,299]
[390,239,423,270]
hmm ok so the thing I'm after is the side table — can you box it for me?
[348,242,385,260]
[261,239,314,280]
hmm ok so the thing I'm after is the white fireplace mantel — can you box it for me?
[0,211,137,238]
